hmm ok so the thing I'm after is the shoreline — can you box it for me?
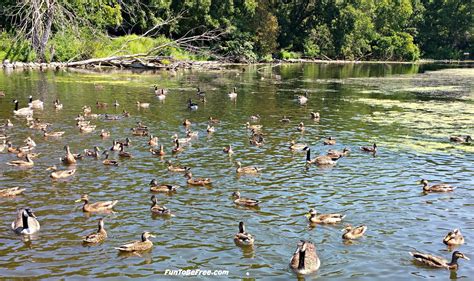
[2,58,473,71]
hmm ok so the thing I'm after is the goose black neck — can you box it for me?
[29,97,33,103]
[298,247,306,270]
[14,101,19,111]
[238,222,245,233]
[306,149,311,162]
[22,210,29,229]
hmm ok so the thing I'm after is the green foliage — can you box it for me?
[278,50,301,60]
[0,32,36,62]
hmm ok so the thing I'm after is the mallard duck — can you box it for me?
[148,135,159,146]
[297,122,305,132]
[297,92,308,105]
[131,127,149,136]
[82,106,92,115]
[361,143,377,153]
[419,179,456,193]
[115,232,155,252]
[119,143,132,158]
[84,146,100,158]
[186,130,199,138]
[54,99,63,110]
[342,224,367,240]
[305,148,340,166]
[136,101,150,108]
[6,154,34,167]
[232,191,259,206]
[280,116,291,123]
[42,128,65,137]
[149,179,178,192]
[289,240,320,275]
[28,96,43,109]
[83,218,107,244]
[249,114,260,121]
[184,171,211,186]
[289,140,308,151]
[183,119,191,127]
[150,195,172,215]
[100,129,110,138]
[16,151,40,159]
[11,208,40,235]
[327,148,350,159]
[6,141,20,154]
[13,100,33,117]
[113,100,120,107]
[228,87,237,99]
[96,101,108,108]
[236,161,261,174]
[306,208,345,224]
[122,110,130,117]
[0,187,25,197]
[23,137,36,148]
[172,139,184,154]
[79,124,96,133]
[245,122,263,131]
[109,140,121,151]
[28,118,50,130]
[75,194,118,212]
[323,137,336,145]
[410,251,469,270]
[310,112,320,120]
[234,222,254,246]
[208,116,220,124]
[102,151,119,166]
[442,229,464,246]
[76,120,90,127]
[166,161,187,172]
[48,166,76,179]
[2,119,13,128]
[188,99,198,110]
[449,135,472,143]
[150,145,165,156]
[207,125,215,133]
[223,145,234,155]
[61,145,76,165]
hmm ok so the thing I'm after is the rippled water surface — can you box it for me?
[0,63,473,280]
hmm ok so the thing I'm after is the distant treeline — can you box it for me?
[0,0,472,63]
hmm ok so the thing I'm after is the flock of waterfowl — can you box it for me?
[0,81,471,277]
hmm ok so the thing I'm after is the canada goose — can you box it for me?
[172,139,183,153]
[42,128,65,137]
[102,151,119,166]
[11,208,40,235]
[409,251,469,270]
[360,143,377,153]
[188,99,198,110]
[115,232,155,252]
[184,170,211,186]
[228,87,237,99]
[150,145,165,156]
[136,101,150,108]
[297,91,308,105]
[236,161,261,174]
[323,137,336,145]
[0,187,25,197]
[443,229,464,246]
[149,179,179,192]
[75,194,118,212]
[234,222,254,246]
[306,208,345,224]
[289,240,320,274]
[110,140,121,151]
[150,195,172,215]
[342,225,367,240]
[305,148,340,166]
[449,135,472,143]
[28,96,43,109]
[419,179,456,193]
[61,145,76,165]
[6,154,34,167]
[83,218,107,244]
[156,89,166,100]
[310,112,320,120]
[54,99,63,110]
[232,191,259,206]
[13,100,33,117]
[223,144,233,155]
[48,166,76,179]
[118,143,132,158]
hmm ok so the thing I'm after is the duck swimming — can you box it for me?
[306,208,345,224]
[232,191,259,206]
[443,229,464,246]
[75,194,118,212]
[289,240,320,275]
[115,231,155,252]
[150,195,172,215]
[419,179,456,193]
[342,224,367,240]
[188,99,198,110]
[83,218,107,244]
[410,251,469,270]
[149,179,179,192]
[305,148,340,166]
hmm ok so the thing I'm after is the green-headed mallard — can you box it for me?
[184,170,211,186]
[305,148,340,166]
[102,151,119,166]
[443,229,464,246]
[234,222,254,246]
[360,143,377,153]
[235,161,261,174]
[149,179,178,192]
[83,218,107,244]
[232,191,259,206]
[410,251,469,270]
[0,187,25,197]
[75,194,118,212]
[419,179,456,193]
[306,208,345,224]
[342,224,367,240]
[150,195,172,215]
[11,208,40,235]
[289,240,320,275]
[48,165,76,179]
[449,135,472,143]
[115,231,155,252]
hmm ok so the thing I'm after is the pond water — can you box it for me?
[0,63,473,280]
